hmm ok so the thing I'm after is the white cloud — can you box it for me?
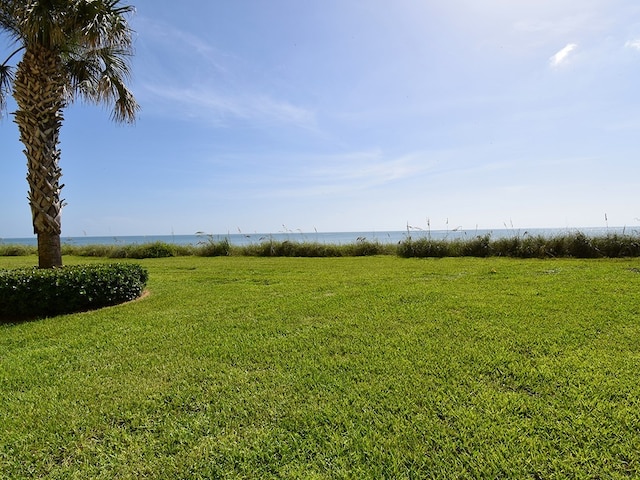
[549,43,578,66]
[133,17,317,130]
[141,83,316,129]
[625,39,640,51]
[197,148,442,200]
[305,150,439,187]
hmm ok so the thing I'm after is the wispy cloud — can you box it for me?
[134,17,230,73]
[142,83,316,129]
[549,43,578,67]
[203,148,444,200]
[301,149,439,188]
[133,17,316,130]
[625,39,640,51]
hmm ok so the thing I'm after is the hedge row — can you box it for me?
[0,263,148,321]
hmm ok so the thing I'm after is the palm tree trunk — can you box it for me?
[37,231,62,269]
[13,44,65,268]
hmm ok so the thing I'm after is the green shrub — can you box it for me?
[172,244,197,257]
[592,233,640,258]
[61,244,122,258]
[197,237,231,257]
[0,263,148,321]
[241,240,343,257]
[397,237,451,258]
[491,235,547,258]
[123,241,175,259]
[60,242,194,259]
[460,234,492,257]
[343,238,391,256]
[563,232,600,258]
[537,235,563,258]
[0,244,36,256]
[242,239,394,257]
[295,242,343,257]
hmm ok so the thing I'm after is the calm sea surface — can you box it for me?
[2,227,637,247]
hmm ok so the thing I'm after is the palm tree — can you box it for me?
[0,0,139,268]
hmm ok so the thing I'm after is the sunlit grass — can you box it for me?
[1,255,640,478]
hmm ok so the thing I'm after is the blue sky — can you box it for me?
[2,0,640,238]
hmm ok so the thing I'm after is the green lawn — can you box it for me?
[1,255,639,478]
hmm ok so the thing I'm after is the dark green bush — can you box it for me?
[397,238,451,258]
[0,263,148,321]
[343,238,391,256]
[491,235,548,258]
[123,241,175,259]
[564,232,600,258]
[197,237,231,257]
[242,240,344,257]
[60,242,194,259]
[539,235,565,258]
[461,234,492,257]
[61,244,123,258]
[0,244,35,256]
[592,234,640,258]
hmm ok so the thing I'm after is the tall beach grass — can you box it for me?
[2,230,640,259]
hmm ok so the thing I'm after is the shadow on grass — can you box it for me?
[0,289,150,326]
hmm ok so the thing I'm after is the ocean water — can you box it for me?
[2,227,637,247]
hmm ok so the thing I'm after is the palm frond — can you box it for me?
[110,80,138,123]
[14,0,68,48]
[0,0,19,35]
[67,0,138,122]
[74,0,136,50]
[0,44,22,115]
[0,63,13,113]
[65,44,139,123]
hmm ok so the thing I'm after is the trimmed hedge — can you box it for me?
[0,263,148,321]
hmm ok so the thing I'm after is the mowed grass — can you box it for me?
[1,255,640,479]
